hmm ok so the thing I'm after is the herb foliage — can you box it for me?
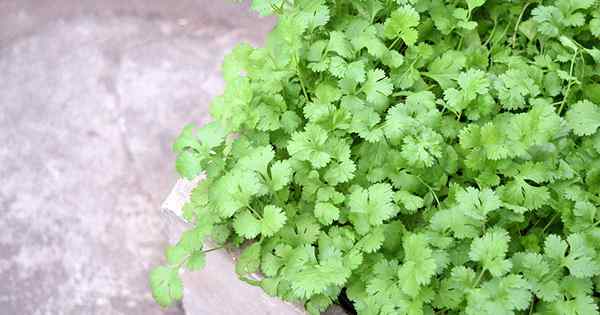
[151,0,600,314]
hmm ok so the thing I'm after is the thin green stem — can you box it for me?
[473,268,486,288]
[392,90,414,97]
[397,58,420,85]
[558,52,577,114]
[512,2,532,49]
[295,53,310,102]
[419,72,436,80]
[541,213,559,233]
[247,205,263,219]
[583,220,600,232]
[529,216,543,230]
[579,50,586,80]
[558,52,577,115]
[203,246,224,253]
[388,37,401,50]
[456,11,472,51]
[489,22,512,54]
[457,36,464,51]
[528,297,535,315]
[172,245,225,268]
[483,18,498,47]
[416,175,440,207]
[172,254,191,268]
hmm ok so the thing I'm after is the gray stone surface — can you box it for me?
[0,1,274,314]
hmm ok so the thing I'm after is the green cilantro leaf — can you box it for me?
[287,124,331,168]
[362,69,393,102]
[357,226,385,253]
[233,210,261,239]
[323,159,356,185]
[186,251,207,271]
[149,267,183,307]
[261,205,287,236]
[236,242,262,276]
[469,229,512,277]
[495,69,540,110]
[314,202,340,225]
[328,31,353,58]
[564,237,600,277]
[426,50,466,89]
[175,150,205,179]
[466,0,486,13]
[566,100,600,136]
[383,5,420,46]
[397,234,437,297]
[288,260,350,299]
[269,160,293,191]
[394,190,424,213]
[349,183,396,233]
[465,275,532,314]
[444,69,489,113]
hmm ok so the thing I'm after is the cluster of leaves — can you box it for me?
[151,0,600,314]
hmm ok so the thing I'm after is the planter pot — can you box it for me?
[161,178,348,315]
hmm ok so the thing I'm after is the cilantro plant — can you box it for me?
[150,0,600,314]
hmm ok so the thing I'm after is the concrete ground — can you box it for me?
[0,1,274,314]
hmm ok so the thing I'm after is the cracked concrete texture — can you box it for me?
[0,1,274,314]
